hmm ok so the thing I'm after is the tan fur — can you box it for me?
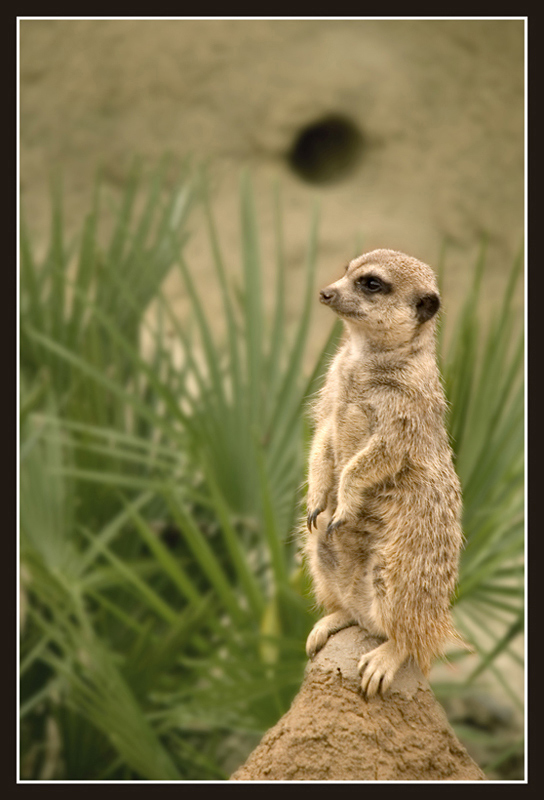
[304,249,464,698]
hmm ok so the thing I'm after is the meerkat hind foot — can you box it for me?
[306,611,356,658]
[358,640,407,698]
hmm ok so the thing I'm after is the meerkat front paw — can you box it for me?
[326,503,356,535]
[306,611,356,658]
[326,516,346,536]
[307,507,325,532]
[326,493,360,534]
[358,640,407,698]
[306,620,332,658]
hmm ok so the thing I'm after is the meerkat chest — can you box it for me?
[329,362,375,466]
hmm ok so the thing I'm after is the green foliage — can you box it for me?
[19,164,524,780]
[436,243,524,715]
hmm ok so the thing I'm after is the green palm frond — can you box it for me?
[437,246,524,699]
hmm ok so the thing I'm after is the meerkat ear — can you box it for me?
[415,292,440,323]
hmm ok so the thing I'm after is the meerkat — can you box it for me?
[304,248,464,699]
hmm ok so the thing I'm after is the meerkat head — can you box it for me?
[319,248,441,348]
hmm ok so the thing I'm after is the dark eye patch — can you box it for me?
[355,274,392,294]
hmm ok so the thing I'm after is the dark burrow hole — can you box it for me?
[287,114,365,185]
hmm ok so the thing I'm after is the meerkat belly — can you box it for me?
[311,523,381,629]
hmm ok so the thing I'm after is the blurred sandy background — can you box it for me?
[19,18,525,355]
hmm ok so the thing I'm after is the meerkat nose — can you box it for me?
[320,287,337,304]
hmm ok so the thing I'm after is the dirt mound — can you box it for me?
[231,626,485,781]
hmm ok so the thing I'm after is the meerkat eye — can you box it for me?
[356,275,387,294]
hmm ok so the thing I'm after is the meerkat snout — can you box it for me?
[319,287,337,305]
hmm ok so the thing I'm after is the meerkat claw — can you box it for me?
[307,508,323,532]
[359,657,389,698]
[358,642,404,699]
[326,518,344,536]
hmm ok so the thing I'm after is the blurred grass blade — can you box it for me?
[124,499,203,606]
[199,166,243,410]
[163,486,246,625]
[79,526,180,625]
[240,171,263,425]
